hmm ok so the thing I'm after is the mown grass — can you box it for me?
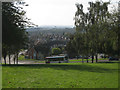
[2,62,118,88]
[18,55,41,61]
[18,55,31,60]
[69,58,108,62]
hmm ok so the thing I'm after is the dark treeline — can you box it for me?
[2,2,33,64]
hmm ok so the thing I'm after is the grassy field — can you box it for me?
[69,58,108,62]
[2,62,118,88]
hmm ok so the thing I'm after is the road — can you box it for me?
[2,57,110,64]
[2,57,45,64]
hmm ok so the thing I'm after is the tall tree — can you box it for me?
[2,2,32,64]
[74,0,111,63]
[65,34,78,58]
[74,3,90,62]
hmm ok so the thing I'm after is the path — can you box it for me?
[2,58,110,64]
[18,60,45,64]
[2,56,45,64]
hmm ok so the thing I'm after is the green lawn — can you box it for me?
[18,55,45,63]
[69,58,108,62]
[2,62,118,88]
[18,55,35,60]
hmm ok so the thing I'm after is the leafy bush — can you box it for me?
[52,48,62,55]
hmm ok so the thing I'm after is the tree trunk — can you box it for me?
[4,56,6,65]
[14,54,16,64]
[87,58,88,63]
[95,54,98,63]
[82,56,84,63]
[8,54,11,64]
[16,53,18,64]
[36,52,38,60]
[104,54,106,59]
[92,55,94,63]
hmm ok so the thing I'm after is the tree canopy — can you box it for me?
[2,2,32,64]
[52,48,62,55]
[66,0,119,62]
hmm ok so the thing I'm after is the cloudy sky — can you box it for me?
[23,0,119,27]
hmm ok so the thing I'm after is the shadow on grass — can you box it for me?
[2,63,118,73]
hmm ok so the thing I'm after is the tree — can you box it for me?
[34,43,50,59]
[74,0,111,63]
[52,48,62,55]
[88,1,110,62]
[74,3,93,62]
[66,32,87,63]
[65,34,78,58]
[103,9,119,57]
[2,2,31,64]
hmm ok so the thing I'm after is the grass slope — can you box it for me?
[2,62,118,88]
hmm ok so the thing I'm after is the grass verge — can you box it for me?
[69,58,108,62]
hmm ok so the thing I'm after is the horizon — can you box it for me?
[35,24,75,27]
[26,25,75,30]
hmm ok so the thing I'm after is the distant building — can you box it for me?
[25,47,44,60]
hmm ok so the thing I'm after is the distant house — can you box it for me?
[25,47,44,60]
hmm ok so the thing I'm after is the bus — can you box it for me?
[45,55,68,63]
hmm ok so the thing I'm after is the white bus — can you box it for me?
[45,56,68,63]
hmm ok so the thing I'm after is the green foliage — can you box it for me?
[66,32,90,59]
[66,0,119,60]
[65,34,78,58]
[18,55,35,60]
[2,2,32,64]
[52,48,62,55]
[2,63,118,88]
[18,55,25,60]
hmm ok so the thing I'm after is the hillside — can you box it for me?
[26,26,75,35]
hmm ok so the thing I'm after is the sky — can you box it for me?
[23,0,119,27]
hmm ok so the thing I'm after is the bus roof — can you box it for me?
[46,56,65,59]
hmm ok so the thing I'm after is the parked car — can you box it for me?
[76,56,82,59]
[109,57,119,61]
[83,56,90,59]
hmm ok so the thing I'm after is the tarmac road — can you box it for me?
[2,57,110,64]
